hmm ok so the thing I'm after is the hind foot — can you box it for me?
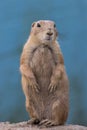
[27,118,40,125]
[38,119,56,127]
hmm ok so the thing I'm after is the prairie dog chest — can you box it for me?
[30,45,55,76]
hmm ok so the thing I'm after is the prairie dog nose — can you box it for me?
[46,32,53,36]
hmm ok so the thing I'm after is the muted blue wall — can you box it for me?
[0,0,87,126]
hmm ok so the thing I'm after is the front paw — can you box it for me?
[48,80,59,93]
[29,80,40,93]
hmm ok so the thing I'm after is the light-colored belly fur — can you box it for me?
[29,45,56,119]
[30,45,55,93]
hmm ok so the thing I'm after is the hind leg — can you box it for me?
[22,76,40,125]
[46,73,69,126]
[51,99,68,125]
[39,99,68,127]
[38,101,61,127]
[26,98,40,125]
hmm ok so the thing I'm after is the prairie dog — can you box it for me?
[20,20,69,127]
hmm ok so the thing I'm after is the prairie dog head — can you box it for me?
[30,20,58,44]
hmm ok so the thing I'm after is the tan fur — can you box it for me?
[20,20,69,127]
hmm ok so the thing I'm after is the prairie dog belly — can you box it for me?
[30,45,55,92]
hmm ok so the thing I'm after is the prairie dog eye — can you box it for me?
[54,24,56,28]
[37,23,41,27]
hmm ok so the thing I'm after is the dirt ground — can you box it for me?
[0,122,87,130]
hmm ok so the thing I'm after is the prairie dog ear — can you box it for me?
[31,22,36,27]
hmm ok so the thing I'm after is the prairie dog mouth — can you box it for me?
[45,35,52,41]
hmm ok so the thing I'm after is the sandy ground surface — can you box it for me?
[0,122,87,130]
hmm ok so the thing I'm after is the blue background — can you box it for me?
[0,0,87,126]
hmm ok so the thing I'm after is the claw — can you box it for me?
[36,83,40,90]
[39,119,49,126]
[27,118,40,125]
[39,119,55,127]
[31,82,40,93]
[46,122,55,127]
[48,83,57,93]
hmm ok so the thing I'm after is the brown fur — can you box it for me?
[20,20,69,127]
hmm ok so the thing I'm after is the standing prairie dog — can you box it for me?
[20,20,69,127]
